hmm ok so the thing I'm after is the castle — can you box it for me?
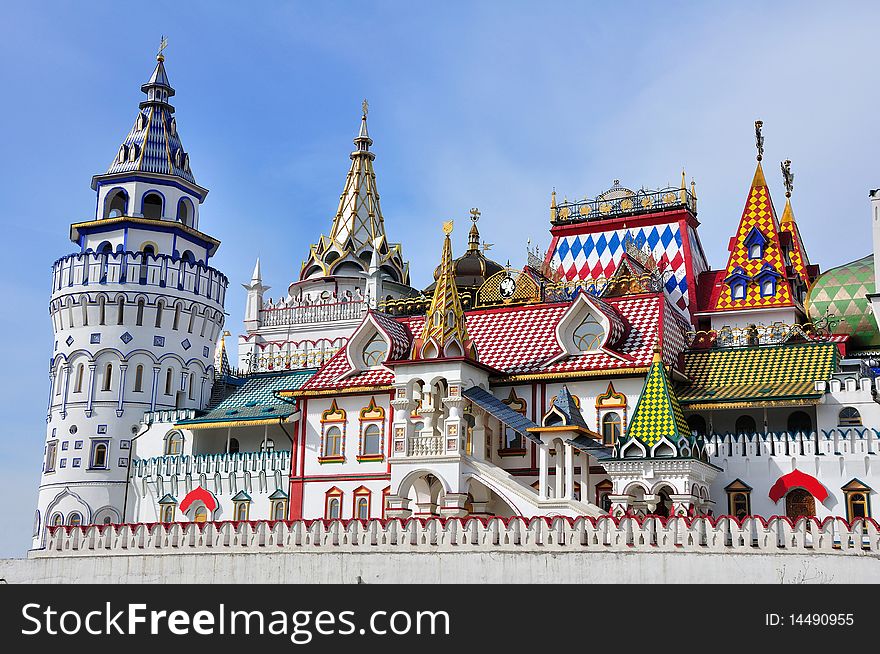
[32,48,880,557]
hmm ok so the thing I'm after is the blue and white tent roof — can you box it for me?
[102,54,197,185]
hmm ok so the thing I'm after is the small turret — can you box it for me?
[243,258,271,331]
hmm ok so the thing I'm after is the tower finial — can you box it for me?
[754,120,764,162]
[362,98,369,117]
[157,35,168,61]
[468,208,481,253]
[781,159,794,198]
[680,169,686,190]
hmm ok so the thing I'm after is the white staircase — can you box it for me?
[462,455,603,518]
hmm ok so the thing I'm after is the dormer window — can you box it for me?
[732,282,746,300]
[754,263,782,298]
[744,227,768,260]
[117,145,128,163]
[362,333,387,367]
[724,266,750,302]
[572,314,603,352]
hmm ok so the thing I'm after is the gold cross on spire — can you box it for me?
[469,207,481,223]
[158,35,168,60]
[754,120,764,162]
[362,98,369,117]
[781,159,794,198]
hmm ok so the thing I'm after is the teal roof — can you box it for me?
[268,489,289,500]
[177,369,316,427]
[231,491,252,502]
[158,494,177,504]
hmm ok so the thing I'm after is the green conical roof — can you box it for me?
[807,254,880,350]
[626,350,690,447]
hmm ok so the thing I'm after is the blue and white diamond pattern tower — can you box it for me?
[34,46,228,549]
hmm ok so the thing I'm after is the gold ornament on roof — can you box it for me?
[754,120,764,162]
[443,220,454,235]
[781,159,794,198]
[469,207,481,222]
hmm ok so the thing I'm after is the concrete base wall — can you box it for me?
[2,551,878,584]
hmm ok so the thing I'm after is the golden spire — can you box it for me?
[679,169,687,202]
[413,222,475,360]
[680,169,686,190]
[550,189,557,221]
[690,177,697,199]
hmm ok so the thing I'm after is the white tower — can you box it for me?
[34,46,228,548]
[243,258,269,332]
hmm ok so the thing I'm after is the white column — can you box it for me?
[226,427,232,453]
[84,363,97,417]
[564,443,574,500]
[538,445,548,500]
[579,452,589,503]
[554,445,563,499]
[116,363,128,415]
[150,366,161,412]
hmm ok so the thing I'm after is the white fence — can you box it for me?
[35,516,880,557]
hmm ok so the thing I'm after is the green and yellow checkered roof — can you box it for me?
[626,354,691,447]
[677,342,837,405]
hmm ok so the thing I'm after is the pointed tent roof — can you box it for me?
[299,104,409,285]
[542,385,590,430]
[412,222,476,360]
[779,194,813,284]
[97,51,199,188]
[708,161,797,312]
[214,331,231,377]
[625,347,690,448]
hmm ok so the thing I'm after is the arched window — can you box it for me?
[362,333,388,367]
[749,243,762,259]
[193,506,208,523]
[133,365,144,392]
[228,438,240,454]
[687,414,707,436]
[234,502,249,521]
[730,492,750,519]
[172,304,181,330]
[181,250,195,264]
[74,364,85,393]
[601,412,621,445]
[155,300,164,328]
[362,424,381,455]
[572,314,603,352]
[98,296,106,325]
[272,500,287,521]
[839,407,862,427]
[67,512,82,527]
[732,282,746,300]
[357,497,369,520]
[51,513,64,527]
[165,431,183,455]
[140,245,155,285]
[327,498,341,520]
[177,199,193,226]
[161,505,175,523]
[91,442,108,469]
[142,192,163,220]
[135,299,145,326]
[164,368,173,395]
[847,493,869,521]
[735,415,757,435]
[102,363,113,391]
[188,372,195,400]
[787,410,812,434]
[105,189,128,218]
[116,297,125,324]
[324,426,342,457]
[260,438,275,452]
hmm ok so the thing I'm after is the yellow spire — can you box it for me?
[690,177,696,199]
[550,189,557,221]
[680,169,686,190]
[413,222,475,360]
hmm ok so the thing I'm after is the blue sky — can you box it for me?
[1,1,878,557]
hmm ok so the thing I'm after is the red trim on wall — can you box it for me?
[769,469,829,503]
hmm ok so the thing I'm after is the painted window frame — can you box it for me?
[319,401,347,463]
[324,487,343,520]
[357,398,386,462]
[353,486,371,520]
[88,438,110,470]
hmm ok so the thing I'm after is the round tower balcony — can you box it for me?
[50,250,227,309]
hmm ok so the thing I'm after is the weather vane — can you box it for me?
[754,120,764,162]
[442,220,454,235]
[469,207,481,223]
[362,98,369,117]
[781,159,794,198]
[481,240,494,253]
[158,35,168,59]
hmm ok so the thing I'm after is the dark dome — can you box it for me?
[424,218,503,294]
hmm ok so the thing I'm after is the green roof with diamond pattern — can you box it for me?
[625,352,691,447]
[807,254,880,350]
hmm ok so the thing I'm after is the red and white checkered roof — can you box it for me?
[298,293,684,392]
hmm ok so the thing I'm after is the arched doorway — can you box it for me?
[785,488,815,519]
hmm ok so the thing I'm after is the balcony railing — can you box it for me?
[407,434,445,457]
[51,251,227,305]
[259,300,364,327]
[552,186,697,226]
